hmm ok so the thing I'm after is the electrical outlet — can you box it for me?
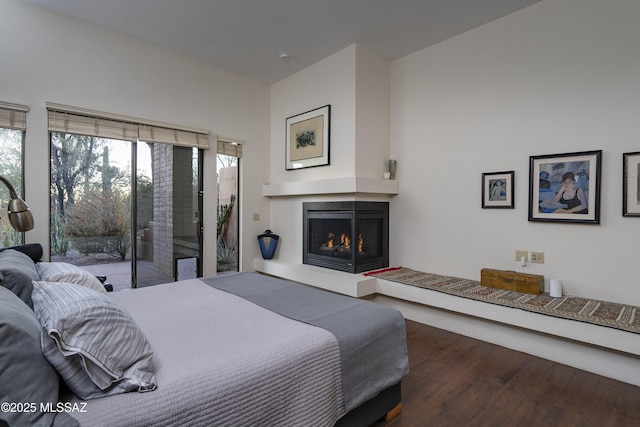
[252,213,260,221]
[531,251,544,264]
[515,250,528,262]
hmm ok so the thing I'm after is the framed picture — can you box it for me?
[285,105,330,170]
[623,152,640,217]
[482,171,514,209]
[528,150,602,224]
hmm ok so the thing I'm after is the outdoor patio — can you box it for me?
[81,260,172,292]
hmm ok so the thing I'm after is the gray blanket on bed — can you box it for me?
[203,272,409,412]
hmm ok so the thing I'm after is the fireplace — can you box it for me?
[303,201,389,273]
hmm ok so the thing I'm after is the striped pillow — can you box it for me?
[36,262,107,293]
[31,281,156,399]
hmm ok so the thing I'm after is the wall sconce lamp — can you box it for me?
[0,175,34,232]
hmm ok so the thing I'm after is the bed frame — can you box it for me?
[335,382,402,426]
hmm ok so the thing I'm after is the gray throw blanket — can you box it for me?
[204,272,409,412]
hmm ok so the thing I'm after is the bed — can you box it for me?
[0,247,409,427]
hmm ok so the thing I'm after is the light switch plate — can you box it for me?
[531,251,544,264]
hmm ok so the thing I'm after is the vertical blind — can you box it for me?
[46,103,210,149]
[0,102,29,131]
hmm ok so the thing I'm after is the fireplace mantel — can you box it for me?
[263,177,398,197]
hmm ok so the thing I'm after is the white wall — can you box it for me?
[0,0,271,273]
[268,46,355,262]
[390,0,640,305]
[267,45,356,263]
[270,45,358,184]
[268,45,392,262]
[355,46,390,179]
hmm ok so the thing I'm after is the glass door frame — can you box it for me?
[131,142,204,287]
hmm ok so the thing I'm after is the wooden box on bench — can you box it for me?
[480,268,544,295]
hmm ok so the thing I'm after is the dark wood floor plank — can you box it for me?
[373,320,640,427]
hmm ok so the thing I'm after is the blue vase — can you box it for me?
[257,230,279,259]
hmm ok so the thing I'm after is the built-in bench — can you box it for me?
[254,259,640,388]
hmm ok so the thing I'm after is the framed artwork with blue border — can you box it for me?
[528,150,602,224]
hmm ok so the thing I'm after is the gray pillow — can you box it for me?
[31,281,157,400]
[36,262,107,294]
[0,243,43,262]
[0,249,39,308]
[0,286,79,427]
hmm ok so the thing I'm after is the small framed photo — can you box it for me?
[285,105,330,170]
[528,150,602,224]
[623,152,640,217]
[482,171,514,209]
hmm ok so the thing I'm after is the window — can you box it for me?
[0,102,28,247]
[216,138,242,272]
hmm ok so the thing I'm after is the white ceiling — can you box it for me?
[24,0,541,84]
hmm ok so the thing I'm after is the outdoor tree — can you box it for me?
[0,129,22,188]
[50,134,134,258]
[101,145,121,193]
[64,188,131,260]
[0,128,23,246]
[136,173,153,229]
[50,133,102,218]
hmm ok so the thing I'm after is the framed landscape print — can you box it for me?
[528,150,602,224]
[285,105,330,170]
[482,171,514,209]
[623,152,640,217]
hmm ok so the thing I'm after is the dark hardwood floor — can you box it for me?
[373,320,640,427]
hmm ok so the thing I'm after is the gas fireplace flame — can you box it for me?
[342,233,351,249]
[322,231,363,254]
[327,232,335,248]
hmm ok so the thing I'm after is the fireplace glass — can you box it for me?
[303,201,388,273]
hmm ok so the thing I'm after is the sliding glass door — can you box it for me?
[134,141,203,287]
[50,133,202,289]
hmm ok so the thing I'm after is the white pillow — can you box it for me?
[36,262,107,293]
[31,281,156,400]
